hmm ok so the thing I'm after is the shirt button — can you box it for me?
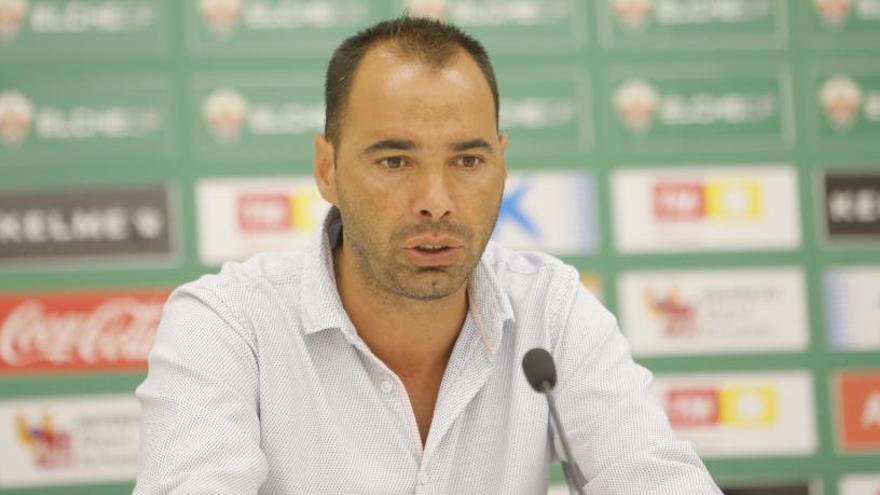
[380,380,393,394]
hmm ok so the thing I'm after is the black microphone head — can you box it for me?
[522,347,557,392]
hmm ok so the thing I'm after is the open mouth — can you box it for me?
[415,244,453,253]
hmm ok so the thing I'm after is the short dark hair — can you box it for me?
[323,16,500,147]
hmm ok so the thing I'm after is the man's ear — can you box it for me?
[314,133,338,205]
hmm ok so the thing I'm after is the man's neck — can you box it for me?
[333,243,468,378]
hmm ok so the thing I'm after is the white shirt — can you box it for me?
[134,208,721,494]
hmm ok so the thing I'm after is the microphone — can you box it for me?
[522,348,587,495]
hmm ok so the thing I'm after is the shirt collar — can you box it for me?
[300,207,515,354]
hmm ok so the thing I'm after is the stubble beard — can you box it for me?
[335,192,500,302]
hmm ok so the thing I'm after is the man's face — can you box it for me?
[315,44,507,301]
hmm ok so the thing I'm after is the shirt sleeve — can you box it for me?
[133,283,268,494]
[549,269,722,495]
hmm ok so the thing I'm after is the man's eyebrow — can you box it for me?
[450,138,493,153]
[362,139,418,155]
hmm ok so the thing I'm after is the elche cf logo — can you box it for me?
[0,0,27,41]
[203,88,249,143]
[612,0,653,30]
[820,75,862,131]
[0,91,34,149]
[407,0,447,20]
[614,79,659,133]
[200,0,242,36]
[814,0,852,29]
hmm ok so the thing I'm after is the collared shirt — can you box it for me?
[134,208,721,494]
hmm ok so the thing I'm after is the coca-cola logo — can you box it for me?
[0,291,167,373]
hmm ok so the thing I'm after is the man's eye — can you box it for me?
[379,157,405,169]
[458,156,482,168]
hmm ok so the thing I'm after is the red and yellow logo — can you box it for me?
[666,384,779,428]
[236,191,321,233]
[652,179,763,221]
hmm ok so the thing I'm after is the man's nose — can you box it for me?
[413,166,454,220]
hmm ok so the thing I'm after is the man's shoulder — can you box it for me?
[174,250,308,309]
[482,240,577,283]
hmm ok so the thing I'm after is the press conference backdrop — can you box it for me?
[0,0,879,494]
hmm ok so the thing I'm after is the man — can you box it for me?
[135,16,721,494]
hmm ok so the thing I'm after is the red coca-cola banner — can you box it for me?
[0,290,169,374]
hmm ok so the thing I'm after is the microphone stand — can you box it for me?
[542,381,587,495]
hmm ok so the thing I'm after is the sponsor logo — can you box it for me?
[196,177,329,264]
[198,0,364,35]
[0,91,34,149]
[0,0,27,41]
[824,172,880,239]
[652,180,762,221]
[621,269,808,355]
[26,1,155,34]
[644,288,696,337]
[613,79,659,133]
[815,0,852,28]
[825,266,880,351]
[237,192,320,233]
[666,385,778,427]
[202,88,248,143]
[491,171,598,256]
[0,396,139,487]
[614,78,776,133]
[835,371,880,452]
[820,75,863,130]
[839,474,880,495]
[15,413,71,469]
[612,166,800,253]
[408,0,568,26]
[499,98,576,130]
[612,0,772,31]
[0,89,162,150]
[201,87,324,144]
[0,185,173,263]
[653,371,816,457]
[612,0,653,30]
[200,0,241,36]
[0,291,167,374]
[580,273,603,300]
[407,0,447,20]
[819,74,880,132]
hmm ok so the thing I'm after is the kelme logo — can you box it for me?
[200,0,242,36]
[820,75,863,131]
[407,0,447,20]
[202,88,248,143]
[814,0,852,29]
[0,0,27,41]
[614,79,659,133]
[612,0,653,30]
[0,91,34,149]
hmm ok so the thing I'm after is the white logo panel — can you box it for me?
[619,268,808,356]
[612,165,801,252]
[196,176,330,265]
[491,171,598,256]
[825,266,880,351]
[0,395,139,488]
[654,371,817,458]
